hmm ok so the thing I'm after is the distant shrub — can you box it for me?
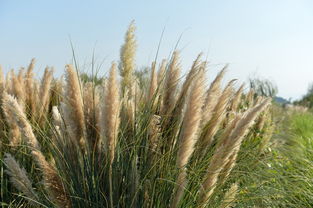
[249,77,278,97]
[294,83,313,108]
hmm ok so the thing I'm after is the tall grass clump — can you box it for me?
[0,22,298,208]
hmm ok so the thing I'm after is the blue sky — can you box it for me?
[1,0,313,100]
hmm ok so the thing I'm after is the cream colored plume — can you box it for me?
[201,66,227,124]
[171,68,205,208]
[148,61,157,102]
[32,150,71,208]
[161,51,181,116]
[120,21,137,97]
[2,93,40,150]
[2,93,70,207]
[173,53,203,119]
[157,59,167,85]
[198,98,271,206]
[199,79,236,151]
[102,62,120,164]
[4,153,39,203]
[38,67,53,124]
[63,64,86,148]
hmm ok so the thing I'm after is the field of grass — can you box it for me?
[0,22,312,208]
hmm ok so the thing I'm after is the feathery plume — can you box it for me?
[171,69,205,208]
[148,61,157,102]
[83,82,100,147]
[199,79,236,151]
[3,93,70,207]
[102,62,120,164]
[161,51,181,117]
[218,148,239,186]
[120,21,137,97]
[2,93,40,150]
[38,67,53,124]
[173,54,203,119]
[31,80,41,120]
[17,67,25,84]
[123,95,135,128]
[52,106,63,127]
[102,63,120,208]
[202,67,227,124]
[0,65,4,91]
[12,72,26,110]
[17,68,25,93]
[198,98,271,205]
[32,150,70,208]
[225,98,271,153]
[0,65,5,140]
[197,114,241,207]
[5,69,14,94]
[64,64,86,148]
[176,68,205,168]
[230,84,244,112]
[148,114,161,153]
[8,119,21,146]
[52,106,65,139]
[225,84,245,124]
[25,59,36,116]
[157,59,167,85]
[4,153,39,203]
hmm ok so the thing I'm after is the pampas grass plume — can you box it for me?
[64,64,86,148]
[120,21,137,96]
[4,153,39,203]
[102,62,120,164]
[171,68,205,208]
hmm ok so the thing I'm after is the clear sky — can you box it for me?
[1,0,313,100]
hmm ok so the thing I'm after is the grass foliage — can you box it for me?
[0,22,312,208]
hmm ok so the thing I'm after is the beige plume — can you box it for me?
[161,51,181,117]
[102,62,120,164]
[4,153,39,204]
[148,61,157,102]
[64,64,86,148]
[120,21,137,97]
[202,66,227,124]
[198,98,271,206]
[171,68,205,208]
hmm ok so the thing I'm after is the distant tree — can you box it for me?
[307,83,313,96]
[79,65,150,88]
[294,83,313,108]
[80,72,105,85]
[249,77,278,97]
[134,66,150,89]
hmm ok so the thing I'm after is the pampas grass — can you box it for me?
[102,62,120,164]
[102,62,120,207]
[3,153,39,203]
[3,93,70,207]
[120,21,137,97]
[0,23,282,208]
[3,93,40,150]
[161,51,181,117]
[202,67,226,125]
[171,67,205,208]
[198,98,271,206]
[38,67,53,125]
[199,79,236,154]
[63,64,86,148]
